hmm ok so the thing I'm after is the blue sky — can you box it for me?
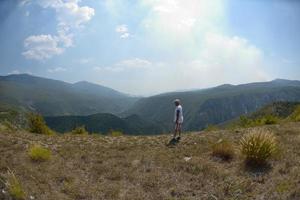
[0,0,299,95]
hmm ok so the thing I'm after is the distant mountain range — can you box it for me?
[1,74,300,134]
[125,79,300,131]
[0,74,138,116]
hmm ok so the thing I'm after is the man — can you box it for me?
[173,99,183,141]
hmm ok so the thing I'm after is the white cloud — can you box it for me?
[22,0,95,60]
[93,58,153,73]
[141,0,224,41]
[93,32,269,95]
[47,67,67,73]
[22,35,64,60]
[115,24,131,39]
[79,58,93,64]
[8,70,21,75]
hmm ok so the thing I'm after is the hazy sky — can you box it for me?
[0,0,300,95]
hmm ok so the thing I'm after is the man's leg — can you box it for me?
[173,123,178,139]
[178,123,182,138]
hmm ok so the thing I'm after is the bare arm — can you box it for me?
[176,109,180,124]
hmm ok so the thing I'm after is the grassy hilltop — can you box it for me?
[1,122,300,200]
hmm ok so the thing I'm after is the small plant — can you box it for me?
[71,126,89,135]
[205,124,219,132]
[3,170,26,200]
[240,129,278,166]
[289,105,300,122]
[28,114,54,135]
[212,139,234,161]
[28,144,52,162]
[110,130,123,137]
[260,115,279,125]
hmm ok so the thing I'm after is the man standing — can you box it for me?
[173,99,183,141]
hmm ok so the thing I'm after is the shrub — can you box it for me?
[260,115,279,125]
[110,130,123,137]
[212,139,234,161]
[28,114,54,135]
[240,129,277,166]
[71,126,89,135]
[28,144,52,162]
[5,170,25,200]
[289,105,300,122]
[205,124,219,132]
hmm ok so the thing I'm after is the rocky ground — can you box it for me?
[1,123,300,200]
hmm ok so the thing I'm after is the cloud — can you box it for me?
[22,35,64,60]
[95,58,152,72]
[115,24,131,39]
[47,67,67,73]
[22,0,95,60]
[93,32,268,95]
[8,70,21,75]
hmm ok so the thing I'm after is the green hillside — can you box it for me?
[125,79,300,131]
[0,74,138,116]
[44,113,163,135]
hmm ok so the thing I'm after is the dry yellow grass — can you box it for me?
[0,122,300,200]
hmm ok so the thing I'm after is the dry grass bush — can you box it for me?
[110,130,123,137]
[28,144,52,162]
[212,139,235,161]
[240,129,278,166]
[289,105,300,122]
[28,114,54,135]
[0,169,26,200]
[71,126,89,135]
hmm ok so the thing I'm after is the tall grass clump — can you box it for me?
[205,124,219,132]
[71,126,89,135]
[28,114,54,135]
[289,105,300,122]
[110,130,123,137]
[1,170,26,200]
[211,139,234,161]
[28,144,52,162]
[240,129,278,166]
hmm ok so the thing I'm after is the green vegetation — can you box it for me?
[110,130,123,137]
[28,144,52,161]
[211,139,234,161]
[0,74,138,116]
[2,74,300,133]
[238,114,280,128]
[28,114,54,135]
[71,126,89,135]
[45,113,163,135]
[204,124,219,131]
[240,129,278,166]
[288,105,300,122]
[5,170,26,200]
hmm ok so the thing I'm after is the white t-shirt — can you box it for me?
[174,105,183,123]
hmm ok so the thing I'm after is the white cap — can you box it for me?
[174,99,180,103]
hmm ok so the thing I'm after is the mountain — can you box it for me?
[44,113,163,135]
[0,74,138,116]
[249,101,300,119]
[124,79,300,131]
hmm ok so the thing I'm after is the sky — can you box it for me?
[0,0,299,95]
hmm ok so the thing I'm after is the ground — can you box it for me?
[0,123,300,200]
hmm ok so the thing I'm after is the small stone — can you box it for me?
[184,157,192,162]
[30,195,35,200]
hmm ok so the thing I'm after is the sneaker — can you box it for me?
[176,137,181,141]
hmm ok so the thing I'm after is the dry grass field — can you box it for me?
[1,123,300,200]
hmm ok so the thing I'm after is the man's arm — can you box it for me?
[176,109,180,124]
